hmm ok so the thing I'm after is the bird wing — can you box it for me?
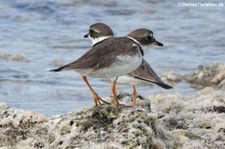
[128,59,173,89]
[51,37,141,72]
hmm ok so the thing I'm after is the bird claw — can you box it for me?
[94,95,110,106]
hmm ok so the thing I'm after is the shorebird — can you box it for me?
[84,23,172,106]
[50,24,148,107]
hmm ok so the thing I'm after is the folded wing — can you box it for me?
[128,59,173,89]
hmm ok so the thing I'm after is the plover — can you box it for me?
[84,23,172,106]
[50,25,146,107]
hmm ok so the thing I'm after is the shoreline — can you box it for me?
[1,64,225,148]
[1,86,225,148]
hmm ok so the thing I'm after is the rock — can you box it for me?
[0,103,7,109]
[214,122,225,133]
[211,64,225,84]
[44,105,176,149]
[0,104,46,148]
[0,51,26,62]
[183,63,225,89]
[0,51,10,59]
[1,90,225,149]
[162,63,225,89]
[104,92,151,112]
[163,71,181,82]
[198,87,214,95]
[218,79,225,90]
[9,55,25,62]
[148,90,225,149]
[0,94,177,149]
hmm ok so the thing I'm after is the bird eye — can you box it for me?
[89,29,94,34]
[146,34,152,40]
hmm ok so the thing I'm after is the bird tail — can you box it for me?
[49,64,69,72]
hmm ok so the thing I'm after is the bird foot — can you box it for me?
[94,94,110,106]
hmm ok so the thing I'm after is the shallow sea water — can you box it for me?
[0,0,225,116]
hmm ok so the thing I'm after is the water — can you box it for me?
[0,0,225,116]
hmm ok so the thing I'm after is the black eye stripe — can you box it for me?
[146,34,152,40]
[89,29,94,33]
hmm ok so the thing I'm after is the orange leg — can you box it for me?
[112,79,119,107]
[82,76,109,106]
[133,85,137,106]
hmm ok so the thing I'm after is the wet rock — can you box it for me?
[9,55,25,62]
[161,63,225,89]
[183,63,225,89]
[0,51,9,59]
[0,51,26,62]
[163,71,181,82]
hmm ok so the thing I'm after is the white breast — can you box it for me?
[142,45,154,53]
[89,54,142,78]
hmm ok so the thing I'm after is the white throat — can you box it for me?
[142,45,154,52]
[91,36,112,45]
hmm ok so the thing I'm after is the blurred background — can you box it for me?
[0,0,224,116]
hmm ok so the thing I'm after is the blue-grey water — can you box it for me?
[0,0,225,116]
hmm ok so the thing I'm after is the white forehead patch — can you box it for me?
[93,29,101,33]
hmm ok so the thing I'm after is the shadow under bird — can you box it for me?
[83,23,172,106]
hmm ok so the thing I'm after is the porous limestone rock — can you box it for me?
[183,63,225,89]
[1,90,225,149]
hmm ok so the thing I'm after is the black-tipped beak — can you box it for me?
[153,40,164,46]
[84,33,89,38]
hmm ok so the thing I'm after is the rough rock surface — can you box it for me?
[0,94,176,149]
[163,63,225,89]
[183,63,225,89]
[1,90,225,149]
[150,87,225,149]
